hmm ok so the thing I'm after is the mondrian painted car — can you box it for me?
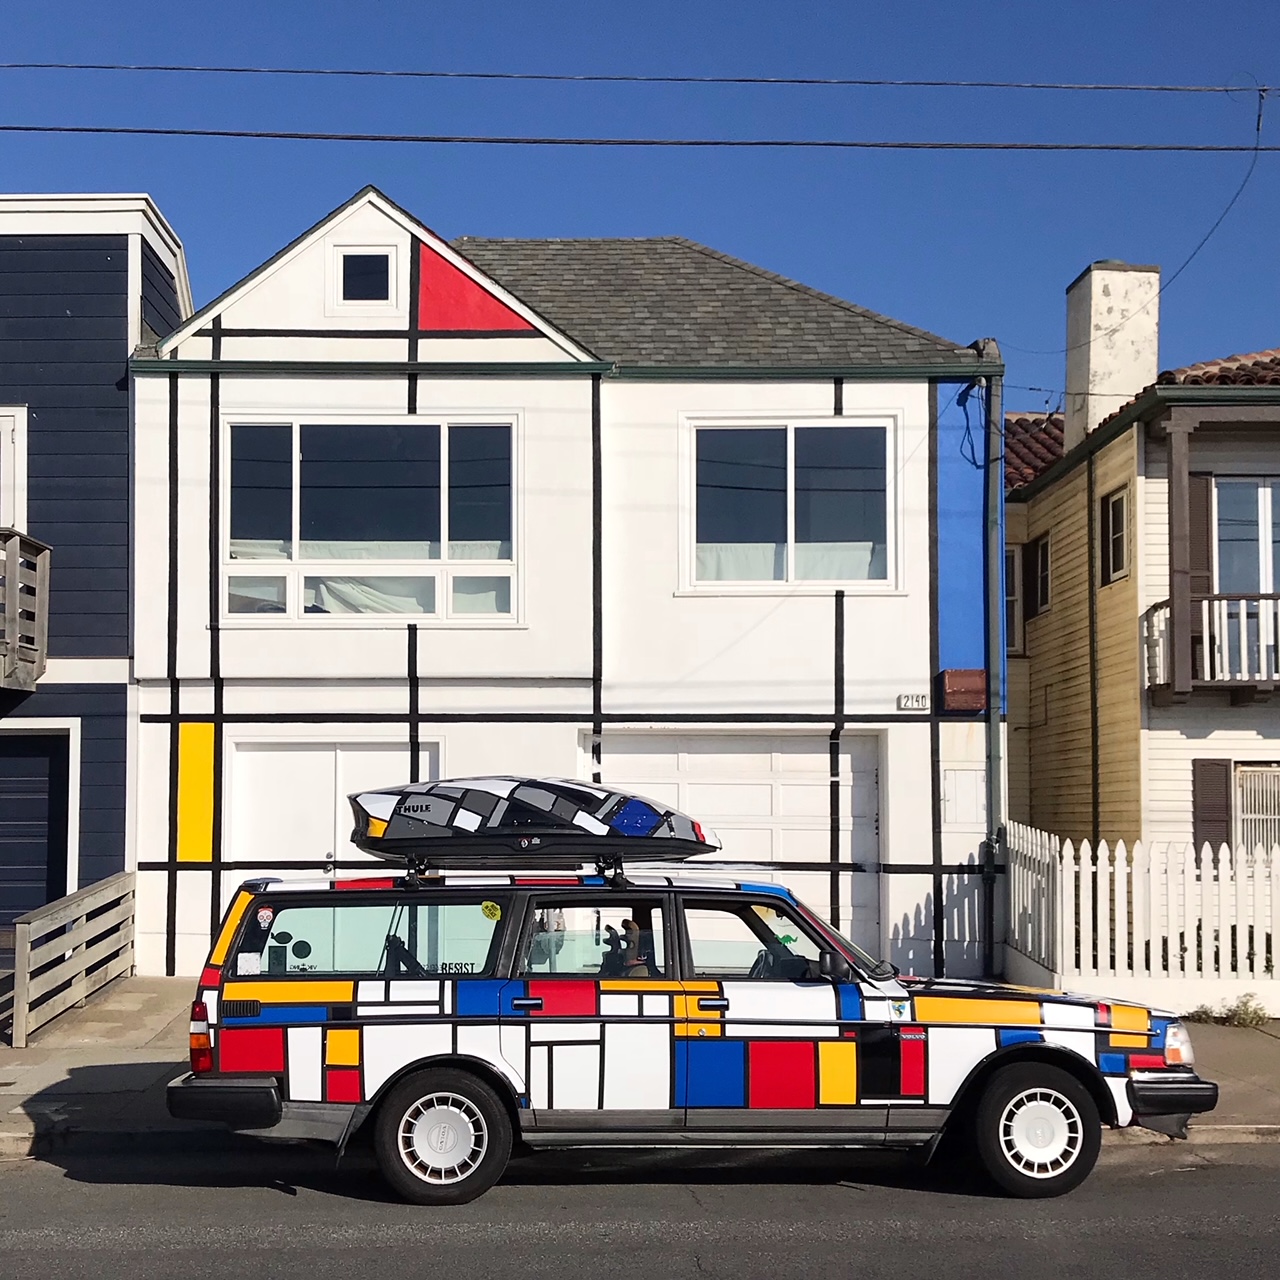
[168,776,1217,1204]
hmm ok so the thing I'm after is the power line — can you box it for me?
[1002,88,1269,358]
[1,62,1273,93]
[1,122,1279,151]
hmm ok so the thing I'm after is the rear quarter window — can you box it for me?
[230,896,508,978]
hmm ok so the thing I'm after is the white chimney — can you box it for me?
[1064,260,1160,453]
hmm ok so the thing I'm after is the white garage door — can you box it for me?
[227,739,427,877]
[598,733,880,950]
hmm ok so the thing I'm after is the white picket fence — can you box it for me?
[1006,820,1280,1014]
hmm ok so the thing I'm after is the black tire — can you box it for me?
[972,1063,1101,1198]
[374,1067,513,1205]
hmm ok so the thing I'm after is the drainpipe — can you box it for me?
[976,339,1005,979]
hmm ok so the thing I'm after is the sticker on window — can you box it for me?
[256,906,274,929]
[236,952,262,976]
[481,901,502,922]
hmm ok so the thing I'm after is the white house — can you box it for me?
[128,187,1004,978]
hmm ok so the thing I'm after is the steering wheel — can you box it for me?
[747,948,774,980]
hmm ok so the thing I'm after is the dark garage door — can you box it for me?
[0,735,69,949]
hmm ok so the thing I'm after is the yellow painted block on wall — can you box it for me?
[176,722,215,863]
[914,997,1042,1026]
[326,1028,361,1066]
[818,1040,859,1105]
[1111,1004,1150,1032]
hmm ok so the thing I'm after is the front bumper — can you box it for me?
[1129,1071,1218,1138]
[167,1073,282,1130]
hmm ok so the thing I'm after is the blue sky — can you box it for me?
[4,1,1278,407]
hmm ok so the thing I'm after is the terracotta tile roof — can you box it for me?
[1155,346,1280,387]
[1004,411,1064,490]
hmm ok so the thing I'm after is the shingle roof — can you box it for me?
[1155,346,1280,387]
[452,235,979,369]
[1004,412,1064,491]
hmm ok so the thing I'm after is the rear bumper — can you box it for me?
[1128,1072,1218,1138]
[167,1073,282,1130]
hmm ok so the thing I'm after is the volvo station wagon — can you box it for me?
[169,776,1217,1204]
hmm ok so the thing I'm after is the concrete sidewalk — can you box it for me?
[1,979,1279,1159]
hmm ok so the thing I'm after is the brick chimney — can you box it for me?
[1063,261,1160,453]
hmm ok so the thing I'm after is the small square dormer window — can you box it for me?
[342,252,390,302]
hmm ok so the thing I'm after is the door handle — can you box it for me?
[697,997,729,1011]
[510,997,543,1011]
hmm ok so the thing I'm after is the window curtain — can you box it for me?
[304,576,436,615]
[695,542,786,582]
[794,541,885,580]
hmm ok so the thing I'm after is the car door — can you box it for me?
[674,891,886,1140]
[499,890,680,1131]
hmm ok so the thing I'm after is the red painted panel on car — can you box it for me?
[748,1041,816,1108]
[218,1027,285,1073]
[527,980,598,1017]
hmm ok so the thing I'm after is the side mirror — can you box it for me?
[819,951,852,982]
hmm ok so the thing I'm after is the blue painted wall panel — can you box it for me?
[0,234,130,658]
[936,380,992,673]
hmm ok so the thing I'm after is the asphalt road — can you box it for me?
[1,1141,1277,1278]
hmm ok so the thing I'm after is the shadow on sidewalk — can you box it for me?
[21,1063,992,1202]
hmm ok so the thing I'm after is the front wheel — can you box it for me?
[973,1063,1101,1198]
[374,1068,512,1205]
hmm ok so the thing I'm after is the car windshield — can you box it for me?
[796,906,892,979]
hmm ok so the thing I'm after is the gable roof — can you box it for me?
[1004,412,1064,491]
[453,235,981,370]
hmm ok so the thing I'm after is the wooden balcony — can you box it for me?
[1146,594,1280,704]
[0,528,51,692]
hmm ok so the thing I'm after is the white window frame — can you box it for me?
[221,412,520,627]
[1100,486,1129,585]
[0,405,28,530]
[680,412,901,594]
[1005,546,1023,653]
[1234,762,1280,852]
[1213,476,1279,593]
[327,243,401,317]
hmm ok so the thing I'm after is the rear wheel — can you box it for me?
[374,1068,512,1205]
[973,1063,1101,1198]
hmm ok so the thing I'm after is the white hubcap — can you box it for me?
[399,1092,488,1184]
[999,1087,1083,1178]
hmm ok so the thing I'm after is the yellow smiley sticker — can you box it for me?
[481,901,502,921]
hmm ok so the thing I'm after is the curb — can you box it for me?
[3,1123,1278,1162]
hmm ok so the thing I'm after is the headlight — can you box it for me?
[1165,1021,1195,1067]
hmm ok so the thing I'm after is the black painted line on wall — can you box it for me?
[829,589,845,929]
[407,239,421,414]
[141,710,938,727]
[165,372,179,977]
[408,624,421,783]
[833,376,843,417]
[210,314,222,362]
[137,857,1006,876]
[927,381,944,978]
[591,373,603,783]
[208,366,225,939]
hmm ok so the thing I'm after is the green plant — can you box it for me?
[1181,992,1271,1027]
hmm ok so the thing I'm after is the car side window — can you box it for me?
[231,897,506,977]
[516,898,668,979]
[683,899,822,981]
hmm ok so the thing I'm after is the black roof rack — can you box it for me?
[348,776,720,872]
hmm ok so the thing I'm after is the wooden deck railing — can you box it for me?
[0,527,51,691]
[1146,594,1280,688]
[10,872,136,1048]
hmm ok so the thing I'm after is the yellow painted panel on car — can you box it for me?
[818,1040,859,1105]
[223,980,354,1004]
[1110,1033,1147,1048]
[914,997,1042,1026]
[599,980,686,992]
[1111,1004,1150,1032]
[209,890,253,966]
[176,722,215,863]
[326,1028,360,1066]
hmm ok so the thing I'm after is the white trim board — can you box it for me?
[0,405,28,530]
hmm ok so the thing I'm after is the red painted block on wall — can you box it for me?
[748,1041,816,1108]
[218,1027,285,1073]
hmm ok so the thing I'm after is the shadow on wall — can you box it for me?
[888,857,999,979]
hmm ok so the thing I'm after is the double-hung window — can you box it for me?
[693,419,891,585]
[1099,487,1128,586]
[226,418,515,621]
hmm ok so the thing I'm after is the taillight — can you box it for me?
[189,1000,212,1074]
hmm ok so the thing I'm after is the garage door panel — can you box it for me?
[231,745,335,864]
[684,782,773,816]
[777,827,834,862]
[602,741,681,777]
[680,743,774,775]
[777,782,829,817]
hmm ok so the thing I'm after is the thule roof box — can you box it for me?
[348,776,721,871]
